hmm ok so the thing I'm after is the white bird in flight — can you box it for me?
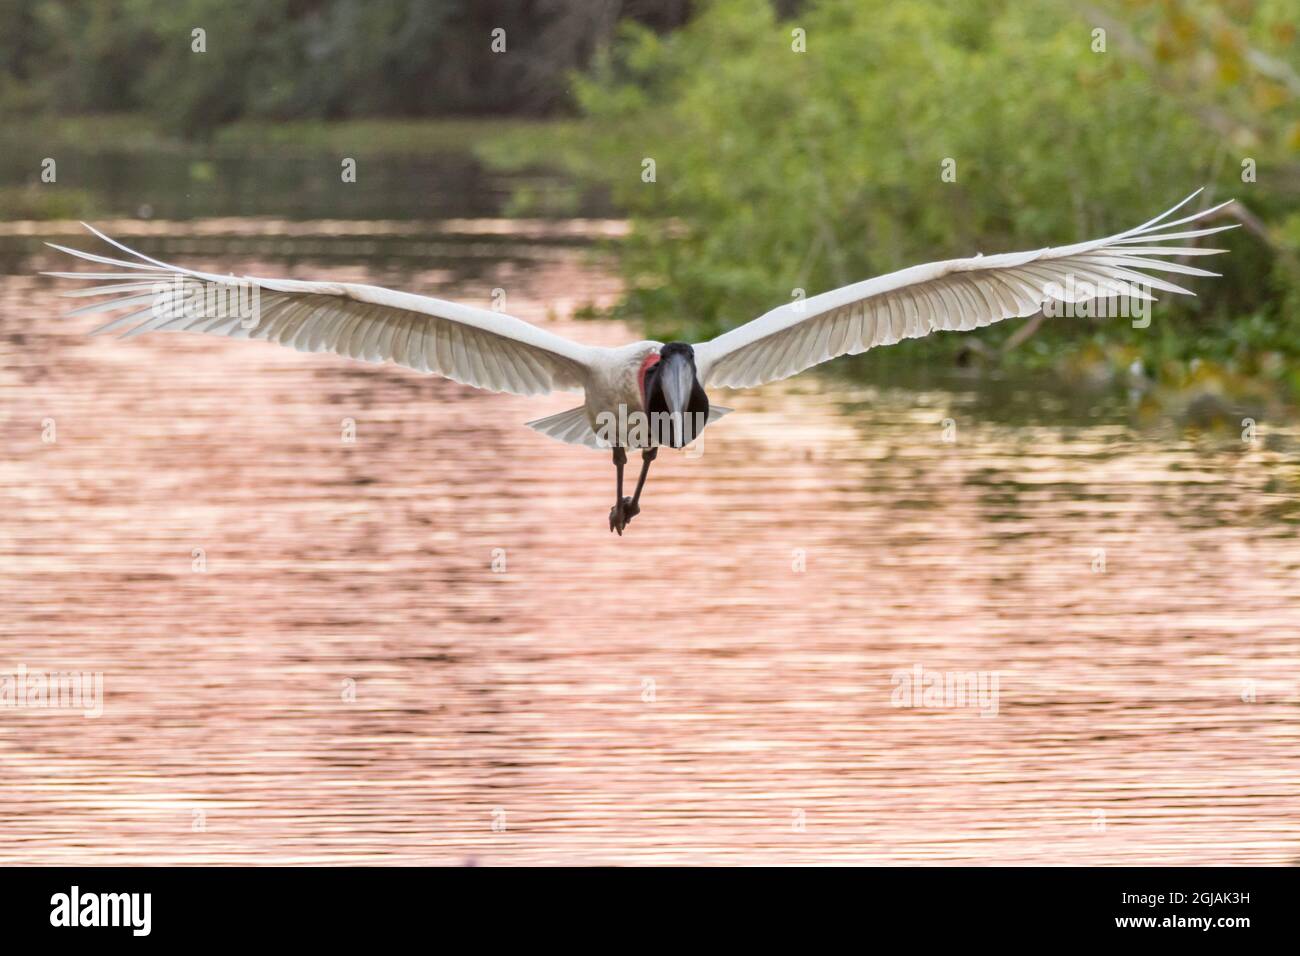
[48,190,1234,533]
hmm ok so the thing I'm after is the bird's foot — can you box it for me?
[608,497,640,535]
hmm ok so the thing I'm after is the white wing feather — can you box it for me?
[693,191,1236,389]
[47,225,596,396]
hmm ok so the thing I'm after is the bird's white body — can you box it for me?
[521,341,732,449]
[579,340,660,434]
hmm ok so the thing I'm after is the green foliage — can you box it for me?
[565,0,1299,395]
[0,183,93,219]
[0,1,692,137]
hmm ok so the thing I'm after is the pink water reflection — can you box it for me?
[2,241,1298,864]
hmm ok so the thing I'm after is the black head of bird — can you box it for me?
[642,342,709,448]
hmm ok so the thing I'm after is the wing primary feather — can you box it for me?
[50,228,594,398]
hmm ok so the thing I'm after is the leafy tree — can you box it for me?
[569,0,1297,388]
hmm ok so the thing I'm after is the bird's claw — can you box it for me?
[608,497,640,535]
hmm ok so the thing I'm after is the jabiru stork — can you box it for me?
[46,191,1235,534]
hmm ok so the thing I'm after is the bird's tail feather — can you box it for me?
[525,406,604,448]
[526,404,733,449]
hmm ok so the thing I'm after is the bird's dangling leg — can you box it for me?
[625,448,657,523]
[609,447,629,535]
[610,447,659,535]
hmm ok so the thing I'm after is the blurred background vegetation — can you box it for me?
[1,0,1296,401]
[0,0,690,125]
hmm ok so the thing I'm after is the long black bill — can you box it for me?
[649,347,709,448]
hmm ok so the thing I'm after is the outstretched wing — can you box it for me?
[47,226,595,396]
[693,191,1236,390]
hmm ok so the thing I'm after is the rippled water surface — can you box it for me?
[2,221,1298,865]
